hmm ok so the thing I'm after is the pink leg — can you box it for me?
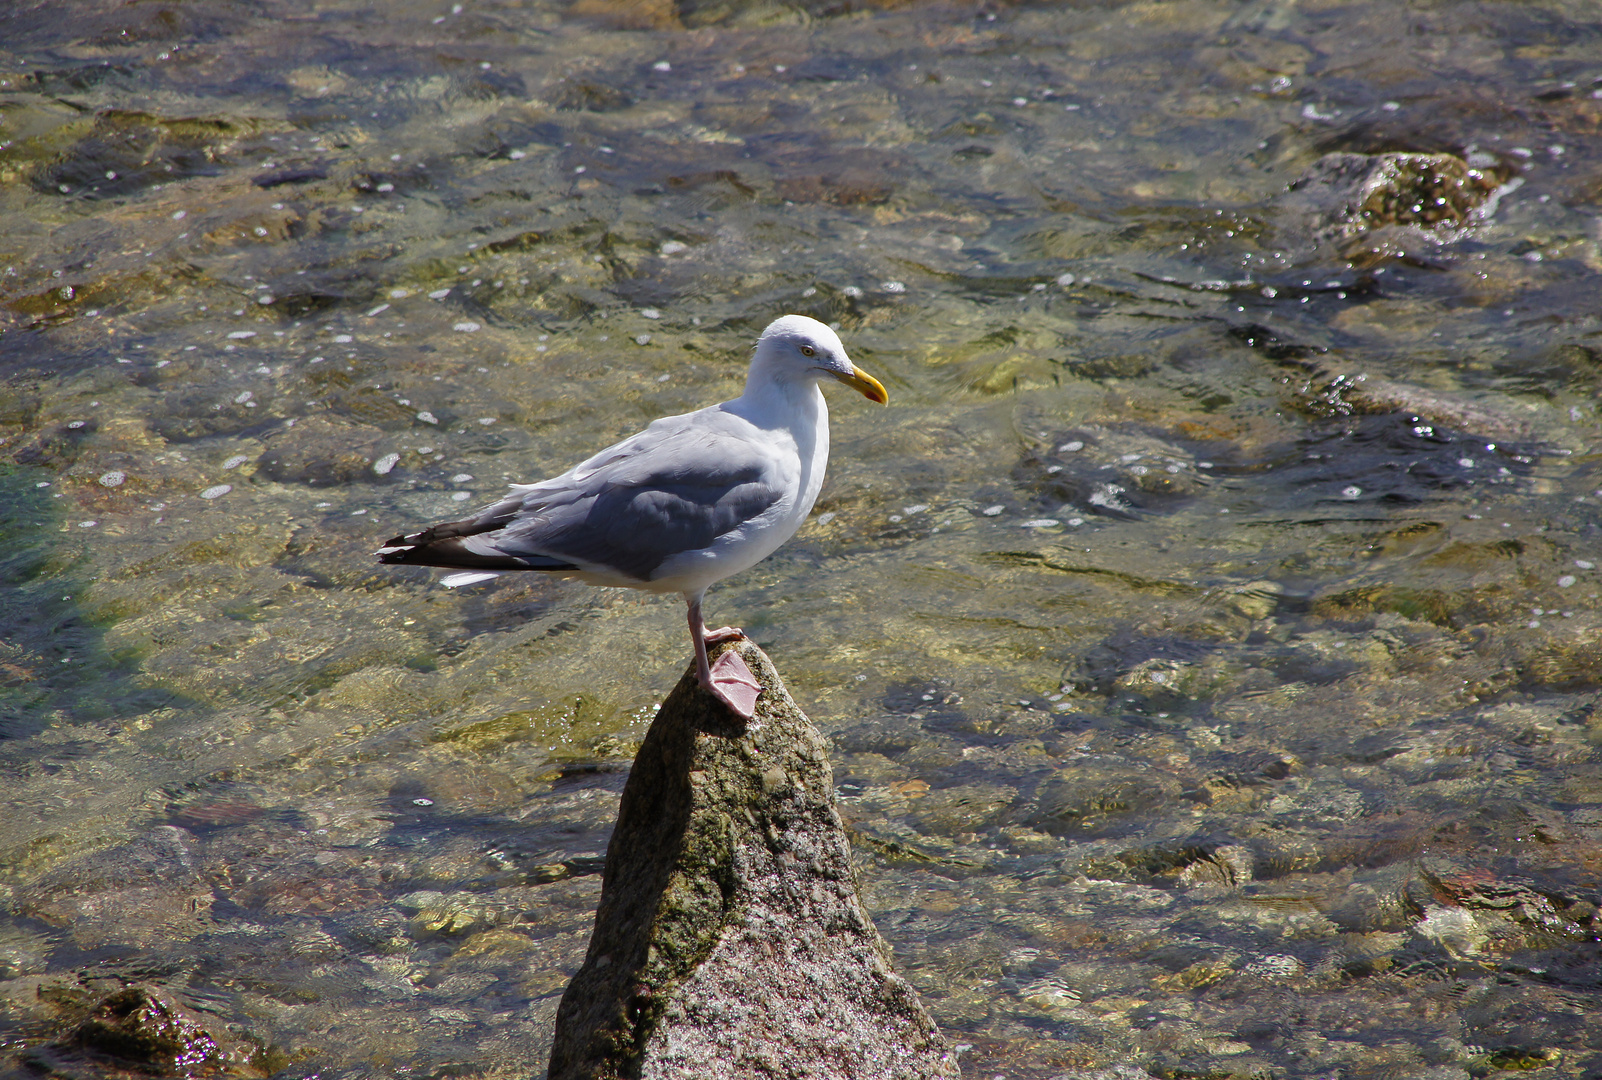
[685,593,761,719]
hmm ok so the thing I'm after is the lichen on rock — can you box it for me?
[1286,150,1511,248]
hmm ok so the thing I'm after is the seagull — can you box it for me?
[377,314,887,719]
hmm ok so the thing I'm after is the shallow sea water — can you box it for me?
[2,0,1601,1076]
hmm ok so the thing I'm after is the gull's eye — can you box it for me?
[800,345,816,357]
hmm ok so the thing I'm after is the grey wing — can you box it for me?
[481,418,788,581]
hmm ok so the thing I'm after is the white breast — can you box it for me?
[650,386,829,595]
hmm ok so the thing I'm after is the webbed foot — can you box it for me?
[703,649,761,719]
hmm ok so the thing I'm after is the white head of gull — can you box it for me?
[378,314,887,718]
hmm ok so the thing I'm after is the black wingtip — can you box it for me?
[375,536,565,572]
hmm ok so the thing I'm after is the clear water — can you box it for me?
[1,1,1600,1077]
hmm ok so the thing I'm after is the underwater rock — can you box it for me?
[1299,370,1532,441]
[1031,762,1183,833]
[255,415,387,486]
[548,639,957,1080]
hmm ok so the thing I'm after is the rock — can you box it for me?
[548,639,957,1080]
[255,415,386,485]
[30,985,258,1075]
[1300,370,1532,441]
[1285,151,1508,247]
[1030,762,1183,833]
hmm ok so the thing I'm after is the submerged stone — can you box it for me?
[255,416,387,486]
[549,639,957,1080]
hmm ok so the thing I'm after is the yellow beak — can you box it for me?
[831,365,889,404]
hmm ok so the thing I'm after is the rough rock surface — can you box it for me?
[548,639,958,1080]
[1283,151,1510,249]
[26,985,257,1076]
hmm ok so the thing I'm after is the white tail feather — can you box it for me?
[441,571,502,588]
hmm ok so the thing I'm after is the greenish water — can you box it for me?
[2,0,1600,1077]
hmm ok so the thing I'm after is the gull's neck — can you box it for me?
[729,349,826,431]
[726,346,831,511]
[727,381,826,453]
